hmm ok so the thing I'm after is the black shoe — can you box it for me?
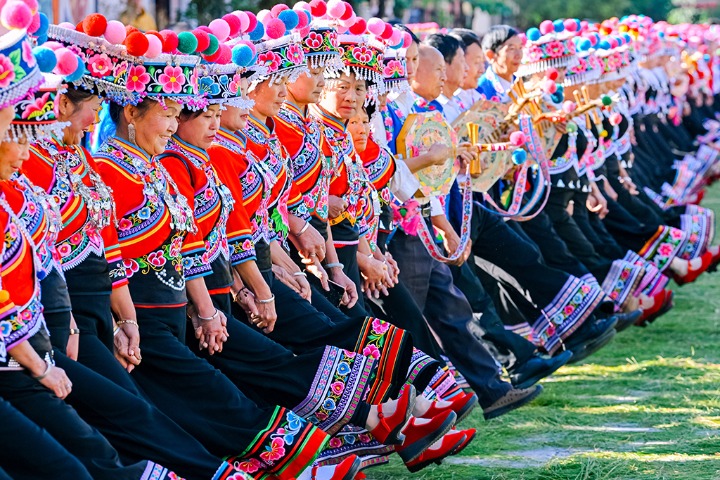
[568,328,616,364]
[565,316,618,350]
[483,384,543,420]
[614,309,643,332]
[509,350,574,389]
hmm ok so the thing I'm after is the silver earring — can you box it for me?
[128,123,136,144]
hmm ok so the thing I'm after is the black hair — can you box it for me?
[424,33,463,65]
[481,25,519,53]
[449,28,482,51]
[108,98,154,125]
[389,22,420,45]
[63,84,98,106]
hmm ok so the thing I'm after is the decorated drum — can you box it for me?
[396,111,458,197]
[453,100,513,193]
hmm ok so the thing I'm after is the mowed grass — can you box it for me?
[372,186,720,479]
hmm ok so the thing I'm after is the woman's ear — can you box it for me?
[57,94,71,119]
[123,105,135,125]
[485,49,495,63]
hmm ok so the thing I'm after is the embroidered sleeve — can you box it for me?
[101,226,128,289]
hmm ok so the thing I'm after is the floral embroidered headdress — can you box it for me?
[520,19,580,77]
[7,73,69,143]
[0,2,46,110]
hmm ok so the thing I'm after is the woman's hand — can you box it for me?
[188,306,228,355]
[602,178,619,201]
[113,323,142,373]
[443,231,471,266]
[290,222,326,262]
[66,314,79,361]
[586,191,609,219]
[37,364,73,400]
[384,252,400,284]
[327,267,358,308]
[328,195,348,220]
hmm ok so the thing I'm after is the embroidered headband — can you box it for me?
[7,73,69,143]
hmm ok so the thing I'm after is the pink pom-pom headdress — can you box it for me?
[7,72,69,143]
[0,2,44,110]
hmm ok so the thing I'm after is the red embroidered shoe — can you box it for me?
[418,392,478,424]
[673,251,714,286]
[368,384,416,445]
[396,410,457,464]
[301,455,361,480]
[636,290,674,327]
[404,429,467,473]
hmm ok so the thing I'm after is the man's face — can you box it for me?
[462,43,485,89]
[445,47,468,93]
[413,47,446,100]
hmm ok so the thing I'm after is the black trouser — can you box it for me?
[0,371,154,479]
[129,306,283,458]
[543,190,613,280]
[69,292,143,396]
[388,230,511,408]
[571,192,626,260]
[521,209,592,279]
[450,261,536,370]
[364,281,445,360]
[0,396,92,479]
[55,352,224,480]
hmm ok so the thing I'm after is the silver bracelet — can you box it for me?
[324,262,344,270]
[256,294,275,304]
[33,360,53,381]
[294,221,310,237]
[197,309,219,321]
[293,272,307,277]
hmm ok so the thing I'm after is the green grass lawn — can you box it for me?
[372,187,720,479]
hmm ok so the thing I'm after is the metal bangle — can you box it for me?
[324,262,344,270]
[197,309,219,322]
[256,294,276,304]
[116,320,139,328]
[69,328,80,336]
[33,361,53,381]
[293,272,307,277]
[294,221,310,237]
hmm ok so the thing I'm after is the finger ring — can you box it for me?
[66,383,72,389]
[310,253,317,257]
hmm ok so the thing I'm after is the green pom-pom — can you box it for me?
[203,34,219,56]
[399,207,407,216]
[566,122,578,133]
[601,95,612,106]
[177,31,198,54]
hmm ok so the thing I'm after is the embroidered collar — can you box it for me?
[309,105,346,134]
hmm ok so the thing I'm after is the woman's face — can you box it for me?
[0,137,29,180]
[249,78,288,119]
[58,94,102,145]
[320,73,366,120]
[347,109,370,153]
[128,99,181,156]
[0,105,15,138]
[287,66,326,105]
[176,104,222,150]
[405,41,419,82]
[221,77,251,131]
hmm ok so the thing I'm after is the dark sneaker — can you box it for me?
[614,309,644,332]
[566,316,618,350]
[510,350,573,389]
[568,328,616,364]
[483,384,543,420]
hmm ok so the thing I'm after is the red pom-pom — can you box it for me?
[126,25,138,35]
[82,13,107,37]
[192,30,210,52]
[381,22,393,40]
[265,18,286,39]
[295,10,309,29]
[75,21,83,32]
[159,30,178,52]
[205,43,231,63]
[197,25,212,34]
[339,1,353,20]
[348,17,366,35]
[223,14,241,37]
[245,12,258,33]
[271,4,288,16]
[309,0,327,17]
[542,79,557,94]
[546,67,559,81]
[124,31,149,56]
